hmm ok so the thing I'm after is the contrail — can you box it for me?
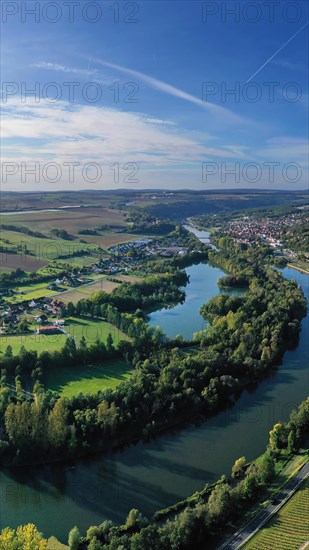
[90,57,245,123]
[246,21,309,83]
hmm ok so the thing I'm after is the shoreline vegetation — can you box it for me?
[287,262,309,275]
[2,397,308,549]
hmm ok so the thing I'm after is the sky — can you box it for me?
[1,0,308,191]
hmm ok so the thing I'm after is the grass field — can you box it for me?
[244,479,309,550]
[65,317,125,346]
[0,331,68,355]
[115,274,143,283]
[43,358,132,396]
[3,276,114,304]
[0,317,125,355]
[0,191,118,211]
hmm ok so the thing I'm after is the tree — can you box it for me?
[125,508,146,531]
[68,526,80,550]
[256,453,275,484]
[106,332,114,353]
[0,523,47,549]
[231,456,247,479]
[241,474,258,500]
[79,336,88,363]
[4,345,13,358]
[208,481,232,522]
[287,430,296,453]
[261,346,271,363]
[63,337,77,360]
[269,423,287,454]
[48,398,69,448]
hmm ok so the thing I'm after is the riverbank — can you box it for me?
[287,262,309,275]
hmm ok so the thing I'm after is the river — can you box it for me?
[148,262,243,339]
[0,206,84,215]
[0,228,308,541]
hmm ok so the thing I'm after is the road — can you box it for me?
[218,460,309,550]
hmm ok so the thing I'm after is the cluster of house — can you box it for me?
[0,306,22,333]
[0,297,66,336]
[108,238,188,261]
[109,238,153,255]
[29,297,64,315]
[0,234,191,338]
[48,275,93,291]
[223,212,307,251]
[42,236,190,292]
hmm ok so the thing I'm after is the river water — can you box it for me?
[0,228,308,541]
[0,206,83,216]
[148,262,243,339]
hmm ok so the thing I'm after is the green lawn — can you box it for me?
[65,317,125,346]
[0,317,126,356]
[43,358,132,396]
[0,331,68,355]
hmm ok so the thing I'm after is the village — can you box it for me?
[222,210,308,260]
[0,234,189,337]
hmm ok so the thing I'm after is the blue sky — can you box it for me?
[1,0,308,191]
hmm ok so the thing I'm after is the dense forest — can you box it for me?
[126,211,176,235]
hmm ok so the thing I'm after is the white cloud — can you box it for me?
[31,61,112,85]
[1,98,246,164]
[2,99,306,190]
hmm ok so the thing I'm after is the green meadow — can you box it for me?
[43,358,132,397]
[0,317,126,356]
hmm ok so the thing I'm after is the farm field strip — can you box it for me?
[0,229,99,259]
[0,252,48,272]
[84,233,145,248]
[0,207,126,228]
[54,278,120,303]
[57,274,144,304]
[244,479,309,550]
